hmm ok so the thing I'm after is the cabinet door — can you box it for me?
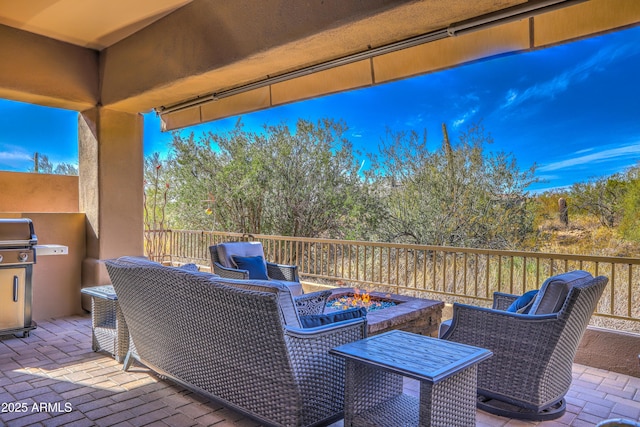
[0,269,25,330]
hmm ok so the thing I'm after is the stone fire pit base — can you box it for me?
[327,288,444,337]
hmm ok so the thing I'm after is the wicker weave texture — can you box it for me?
[105,259,365,427]
[420,365,477,426]
[90,290,129,362]
[444,275,608,412]
[344,360,404,426]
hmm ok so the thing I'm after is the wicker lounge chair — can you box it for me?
[210,242,332,315]
[210,241,303,294]
[441,271,607,421]
[105,256,367,427]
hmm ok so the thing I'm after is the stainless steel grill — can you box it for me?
[0,218,38,338]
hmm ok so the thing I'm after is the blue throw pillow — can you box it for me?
[506,290,539,314]
[231,255,269,280]
[300,307,367,328]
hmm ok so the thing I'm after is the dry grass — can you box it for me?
[535,215,640,258]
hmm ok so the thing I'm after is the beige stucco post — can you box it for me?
[78,107,144,308]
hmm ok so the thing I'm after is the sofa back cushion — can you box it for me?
[529,270,593,315]
[216,242,265,268]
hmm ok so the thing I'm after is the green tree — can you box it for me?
[367,122,537,249]
[30,152,78,175]
[571,175,626,228]
[169,122,267,234]
[618,164,640,241]
[168,118,376,238]
[258,118,376,238]
[143,152,171,261]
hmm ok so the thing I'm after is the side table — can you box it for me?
[330,330,492,427]
[81,285,129,363]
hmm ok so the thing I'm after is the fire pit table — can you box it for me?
[327,288,443,337]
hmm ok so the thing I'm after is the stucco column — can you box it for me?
[78,107,144,308]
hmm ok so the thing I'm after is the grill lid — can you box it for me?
[0,218,37,247]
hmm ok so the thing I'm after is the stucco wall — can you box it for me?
[0,171,79,213]
[0,212,86,320]
[0,172,85,319]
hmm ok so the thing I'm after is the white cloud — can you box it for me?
[538,143,640,172]
[452,107,478,129]
[0,144,32,169]
[0,151,31,162]
[501,44,631,110]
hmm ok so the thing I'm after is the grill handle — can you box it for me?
[13,276,18,302]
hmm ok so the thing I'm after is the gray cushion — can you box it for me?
[529,270,593,315]
[216,242,265,268]
[438,318,453,338]
[280,281,303,296]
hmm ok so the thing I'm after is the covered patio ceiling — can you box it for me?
[2,0,639,131]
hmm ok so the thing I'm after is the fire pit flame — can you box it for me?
[327,288,396,312]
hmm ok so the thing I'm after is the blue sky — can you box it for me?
[2,25,640,192]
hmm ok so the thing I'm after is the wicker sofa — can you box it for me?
[105,257,367,427]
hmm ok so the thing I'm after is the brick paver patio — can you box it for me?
[1,316,639,426]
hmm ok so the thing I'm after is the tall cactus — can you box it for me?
[558,197,569,227]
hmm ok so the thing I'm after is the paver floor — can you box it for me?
[1,316,639,426]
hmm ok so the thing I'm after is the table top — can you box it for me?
[330,330,492,384]
[80,285,117,300]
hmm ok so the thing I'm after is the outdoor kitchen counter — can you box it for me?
[328,288,444,337]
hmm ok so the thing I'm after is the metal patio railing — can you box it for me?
[146,229,640,333]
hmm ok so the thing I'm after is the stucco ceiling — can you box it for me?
[3,0,636,121]
[0,0,193,50]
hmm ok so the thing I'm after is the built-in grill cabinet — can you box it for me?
[0,218,37,338]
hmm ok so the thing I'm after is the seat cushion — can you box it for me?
[232,255,269,280]
[438,318,453,338]
[529,270,593,315]
[216,242,265,268]
[300,307,367,328]
[282,281,303,296]
[506,290,539,314]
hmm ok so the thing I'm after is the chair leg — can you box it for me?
[123,350,134,371]
[477,395,566,421]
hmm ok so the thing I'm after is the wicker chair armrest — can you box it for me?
[284,318,366,421]
[212,262,248,279]
[285,317,367,338]
[266,262,299,282]
[443,303,559,371]
[443,303,558,340]
[493,292,519,310]
[294,290,333,316]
